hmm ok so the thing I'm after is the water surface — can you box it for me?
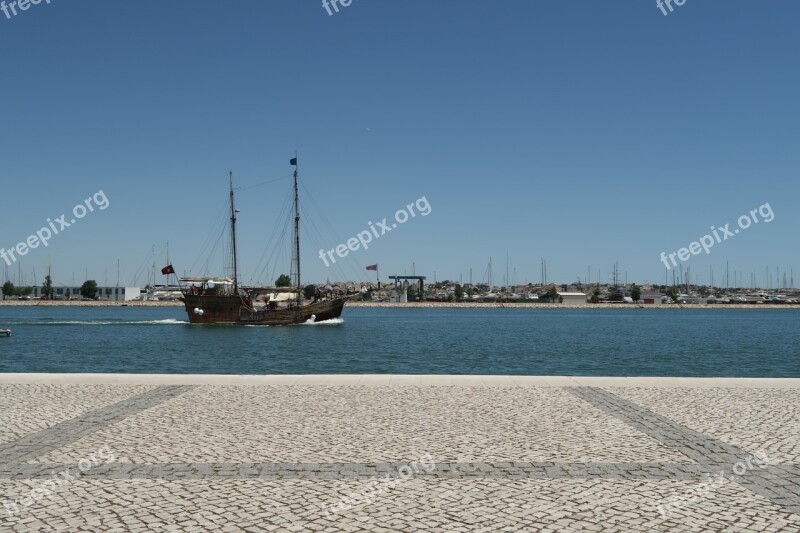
[0,307,797,376]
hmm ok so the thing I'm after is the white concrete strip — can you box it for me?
[0,374,798,388]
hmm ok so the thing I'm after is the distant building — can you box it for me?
[642,292,664,305]
[558,292,587,305]
[31,286,141,302]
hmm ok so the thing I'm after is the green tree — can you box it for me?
[591,289,600,304]
[454,284,464,301]
[275,274,292,288]
[446,293,454,302]
[80,280,98,300]
[546,286,559,302]
[42,275,54,300]
[2,281,14,300]
[630,284,641,303]
[15,286,33,298]
[666,286,680,303]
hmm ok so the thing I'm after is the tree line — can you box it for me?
[1,278,100,300]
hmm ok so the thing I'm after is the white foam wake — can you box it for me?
[33,319,187,326]
[303,317,344,326]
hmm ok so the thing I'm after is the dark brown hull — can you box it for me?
[181,295,345,325]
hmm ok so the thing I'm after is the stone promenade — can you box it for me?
[0,375,799,532]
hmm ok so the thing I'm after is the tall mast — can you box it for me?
[164,243,169,288]
[229,171,239,293]
[291,156,301,289]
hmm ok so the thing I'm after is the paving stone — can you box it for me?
[0,383,798,531]
[28,386,688,465]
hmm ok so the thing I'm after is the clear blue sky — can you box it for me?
[1,0,798,288]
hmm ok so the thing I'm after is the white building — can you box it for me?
[642,292,664,305]
[31,286,141,302]
[558,292,588,305]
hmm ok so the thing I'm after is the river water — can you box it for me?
[0,306,797,376]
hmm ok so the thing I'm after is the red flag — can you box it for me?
[161,265,175,275]
[366,264,378,271]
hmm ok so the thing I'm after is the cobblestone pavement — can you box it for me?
[0,379,799,532]
[0,385,156,446]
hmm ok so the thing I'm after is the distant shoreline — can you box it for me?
[0,300,800,309]
[0,300,183,307]
[1,300,798,310]
[348,302,800,310]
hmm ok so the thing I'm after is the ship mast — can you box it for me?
[229,171,239,293]
[291,156,301,290]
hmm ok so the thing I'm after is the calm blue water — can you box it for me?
[0,307,797,376]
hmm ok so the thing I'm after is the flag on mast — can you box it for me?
[367,264,380,289]
[161,265,175,275]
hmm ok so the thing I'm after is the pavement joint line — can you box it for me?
[0,385,197,465]
[568,387,757,464]
[568,386,800,519]
[0,462,717,481]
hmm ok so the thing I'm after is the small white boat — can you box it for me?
[0,329,11,337]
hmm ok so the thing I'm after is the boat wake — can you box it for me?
[243,317,344,327]
[19,319,188,326]
[302,317,344,326]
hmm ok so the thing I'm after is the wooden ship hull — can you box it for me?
[181,295,346,326]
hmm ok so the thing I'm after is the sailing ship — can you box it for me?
[178,158,347,325]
